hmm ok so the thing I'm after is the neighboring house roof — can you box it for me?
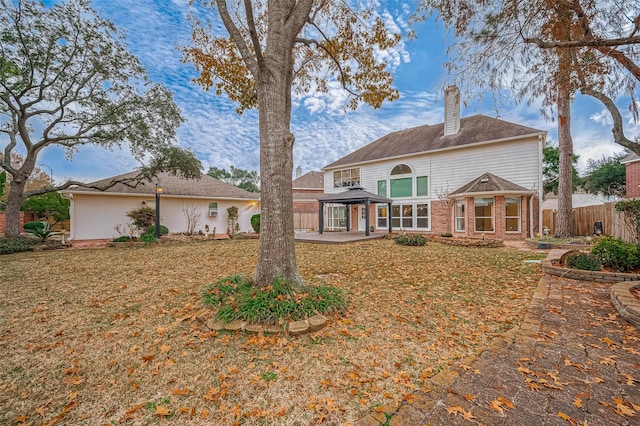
[621,152,640,165]
[293,171,324,190]
[63,171,259,200]
[323,115,545,169]
[318,187,392,204]
[450,172,534,197]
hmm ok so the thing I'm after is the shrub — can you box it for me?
[440,232,453,238]
[126,206,156,234]
[140,233,157,243]
[250,214,260,233]
[24,221,46,231]
[112,236,134,242]
[145,225,169,236]
[591,236,639,272]
[0,236,40,254]
[565,253,601,271]
[394,233,427,246]
[203,275,347,325]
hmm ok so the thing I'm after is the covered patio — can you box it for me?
[317,188,393,236]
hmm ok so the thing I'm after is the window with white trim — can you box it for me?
[377,205,388,228]
[208,202,219,217]
[333,168,360,188]
[455,200,465,232]
[505,197,521,232]
[474,197,494,232]
[326,205,346,229]
[389,203,430,230]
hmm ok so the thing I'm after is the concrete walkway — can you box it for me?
[359,262,640,425]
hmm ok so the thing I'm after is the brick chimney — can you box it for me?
[444,85,460,136]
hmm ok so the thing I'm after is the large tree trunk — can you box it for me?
[555,86,574,238]
[4,179,27,237]
[253,45,302,287]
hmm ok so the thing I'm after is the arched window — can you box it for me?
[391,164,412,175]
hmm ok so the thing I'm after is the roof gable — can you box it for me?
[324,115,545,169]
[64,171,259,200]
[292,171,324,189]
[450,172,533,196]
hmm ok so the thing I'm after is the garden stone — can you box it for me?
[288,320,309,336]
[224,320,245,331]
[308,314,327,332]
[207,319,225,331]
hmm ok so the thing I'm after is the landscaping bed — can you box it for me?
[429,235,504,248]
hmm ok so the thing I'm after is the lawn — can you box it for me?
[0,239,544,425]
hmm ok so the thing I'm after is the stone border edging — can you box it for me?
[541,259,640,282]
[428,235,504,248]
[611,282,640,327]
[204,314,328,336]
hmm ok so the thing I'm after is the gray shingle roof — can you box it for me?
[621,152,640,164]
[324,115,545,169]
[292,171,324,189]
[450,173,533,196]
[318,187,392,204]
[64,171,259,200]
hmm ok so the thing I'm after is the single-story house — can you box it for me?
[622,152,639,198]
[320,86,547,240]
[62,171,260,240]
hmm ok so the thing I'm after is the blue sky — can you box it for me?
[35,0,637,184]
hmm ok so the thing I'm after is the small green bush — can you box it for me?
[440,232,453,238]
[591,236,639,272]
[251,214,260,233]
[140,233,157,243]
[145,225,169,236]
[24,221,46,231]
[565,253,601,271]
[203,275,347,325]
[0,236,40,254]
[394,233,427,246]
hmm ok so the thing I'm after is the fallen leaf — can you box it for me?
[558,411,572,422]
[489,399,504,415]
[155,405,171,416]
[574,397,583,408]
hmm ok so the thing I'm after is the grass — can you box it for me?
[0,238,544,425]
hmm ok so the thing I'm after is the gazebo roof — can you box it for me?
[318,187,392,204]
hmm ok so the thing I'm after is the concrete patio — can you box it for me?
[294,231,389,244]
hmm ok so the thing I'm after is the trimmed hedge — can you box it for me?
[251,214,260,233]
[145,225,169,236]
[0,236,40,255]
[394,233,427,246]
[565,252,601,271]
[591,236,639,272]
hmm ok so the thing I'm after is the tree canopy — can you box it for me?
[20,192,70,223]
[184,1,403,286]
[543,140,580,196]
[582,152,627,197]
[207,166,260,193]
[0,0,202,236]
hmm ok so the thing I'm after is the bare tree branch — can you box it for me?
[216,0,259,77]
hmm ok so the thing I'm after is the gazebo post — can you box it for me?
[388,202,392,233]
[365,200,370,236]
[319,201,324,234]
[345,204,350,232]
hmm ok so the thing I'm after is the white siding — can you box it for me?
[324,137,541,198]
[69,193,260,240]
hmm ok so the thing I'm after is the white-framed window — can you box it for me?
[505,197,521,232]
[377,180,387,197]
[474,197,494,232]
[455,200,465,232]
[389,203,430,230]
[377,205,388,229]
[391,164,412,175]
[208,202,218,217]
[326,204,347,229]
[333,168,360,188]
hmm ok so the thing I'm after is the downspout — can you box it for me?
[529,195,534,238]
[537,134,544,237]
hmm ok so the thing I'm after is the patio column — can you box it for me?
[365,200,370,236]
[388,202,392,233]
[318,201,324,234]
[346,204,350,232]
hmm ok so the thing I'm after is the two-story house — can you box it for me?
[319,86,546,240]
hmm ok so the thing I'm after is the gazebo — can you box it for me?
[317,187,393,236]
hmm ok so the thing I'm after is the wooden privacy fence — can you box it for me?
[294,212,319,231]
[542,202,633,241]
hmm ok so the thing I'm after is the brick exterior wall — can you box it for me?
[293,200,319,213]
[626,162,640,198]
[0,211,35,235]
[429,196,539,240]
